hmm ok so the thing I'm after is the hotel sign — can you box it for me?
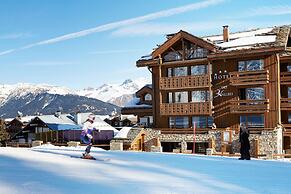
[213,70,234,99]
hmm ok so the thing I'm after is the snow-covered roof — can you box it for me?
[34,114,81,131]
[205,25,290,52]
[91,117,119,133]
[114,127,132,138]
[17,116,35,123]
[138,25,290,61]
[38,114,76,125]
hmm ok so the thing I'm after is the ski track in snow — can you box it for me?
[0,146,291,194]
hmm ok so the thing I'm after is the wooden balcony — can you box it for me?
[160,102,211,116]
[281,98,291,110]
[229,70,269,86]
[281,72,291,85]
[160,75,209,90]
[229,99,270,113]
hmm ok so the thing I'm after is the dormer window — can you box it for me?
[145,93,152,101]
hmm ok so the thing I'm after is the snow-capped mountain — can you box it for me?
[77,77,150,106]
[0,78,150,117]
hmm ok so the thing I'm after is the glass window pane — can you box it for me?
[288,88,291,98]
[240,116,247,126]
[238,61,246,72]
[246,60,264,71]
[175,92,188,103]
[169,117,175,128]
[168,92,173,103]
[208,117,214,128]
[288,113,291,123]
[192,116,207,128]
[167,68,173,77]
[246,87,264,100]
[176,117,189,128]
[164,51,182,62]
[287,66,291,72]
[192,91,207,102]
[174,67,187,76]
[238,59,264,72]
[248,115,264,128]
[191,65,207,75]
[145,94,152,101]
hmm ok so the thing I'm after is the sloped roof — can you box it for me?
[91,117,119,133]
[152,30,217,59]
[36,114,81,131]
[138,25,290,63]
[205,25,290,53]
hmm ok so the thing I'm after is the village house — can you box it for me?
[124,25,291,157]
[121,84,153,127]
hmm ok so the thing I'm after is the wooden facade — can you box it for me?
[136,26,291,151]
[121,85,153,127]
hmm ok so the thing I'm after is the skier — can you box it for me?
[239,123,251,160]
[81,114,97,159]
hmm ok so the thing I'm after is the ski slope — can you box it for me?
[0,146,290,194]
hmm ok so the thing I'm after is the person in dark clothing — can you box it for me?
[239,123,251,160]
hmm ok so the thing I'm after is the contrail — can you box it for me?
[0,0,225,56]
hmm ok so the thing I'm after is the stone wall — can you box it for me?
[231,127,283,157]
[159,131,222,153]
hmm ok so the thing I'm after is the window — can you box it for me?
[288,87,291,98]
[175,92,188,103]
[168,92,173,103]
[287,65,291,72]
[240,115,264,128]
[164,51,182,62]
[192,116,213,128]
[186,44,208,59]
[167,68,173,77]
[191,65,207,75]
[144,94,152,101]
[169,117,189,128]
[246,87,264,100]
[288,113,291,124]
[174,66,188,77]
[192,116,207,128]
[238,59,264,72]
[192,90,209,102]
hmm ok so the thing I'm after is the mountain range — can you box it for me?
[0,78,150,118]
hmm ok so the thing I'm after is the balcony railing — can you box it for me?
[213,99,269,118]
[160,102,211,116]
[281,72,291,85]
[281,98,291,110]
[229,99,270,113]
[160,75,209,90]
[229,70,269,86]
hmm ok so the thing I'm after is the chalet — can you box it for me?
[134,25,291,156]
[5,116,34,138]
[121,84,153,127]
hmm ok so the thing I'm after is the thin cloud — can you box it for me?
[0,33,32,40]
[0,0,225,56]
[111,21,251,37]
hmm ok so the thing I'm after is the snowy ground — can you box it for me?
[0,146,291,194]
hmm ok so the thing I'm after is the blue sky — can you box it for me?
[0,0,291,89]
